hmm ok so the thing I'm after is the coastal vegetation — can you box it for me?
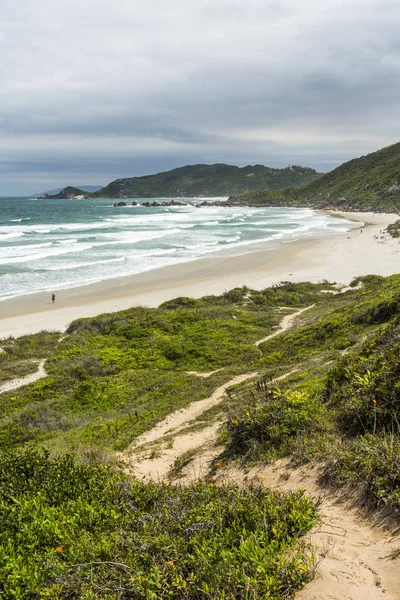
[224,274,400,509]
[2,277,400,595]
[0,449,316,599]
[0,283,332,453]
[0,331,60,385]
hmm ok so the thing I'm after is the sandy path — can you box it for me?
[185,368,223,378]
[123,297,400,598]
[255,304,315,346]
[218,461,400,600]
[0,360,47,394]
[0,335,65,394]
[131,422,223,481]
[123,305,311,479]
[123,371,258,463]
[124,368,298,482]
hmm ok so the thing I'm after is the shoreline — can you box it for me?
[0,210,398,338]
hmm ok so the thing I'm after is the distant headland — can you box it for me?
[38,163,321,200]
[38,142,400,213]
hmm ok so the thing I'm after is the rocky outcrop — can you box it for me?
[113,199,191,208]
[141,200,191,207]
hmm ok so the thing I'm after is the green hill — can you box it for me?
[39,186,86,199]
[230,142,400,212]
[90,163,321,198]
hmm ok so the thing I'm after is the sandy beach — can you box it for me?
[1,210,399,338]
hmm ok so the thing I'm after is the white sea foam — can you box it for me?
[44,256,128,271]
[0,242,97,265]
[0,231,24,240]
[0,242,53,258]
[0,204,358,300]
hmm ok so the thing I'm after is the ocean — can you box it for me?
[0,197,357,300]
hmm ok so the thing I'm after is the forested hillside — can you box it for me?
[229,142,400,212]
[90,163,321,198]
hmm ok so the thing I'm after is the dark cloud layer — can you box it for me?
[1,0,400,194]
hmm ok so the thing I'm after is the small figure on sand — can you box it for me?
[52,293,56,304]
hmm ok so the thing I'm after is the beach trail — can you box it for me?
[122,301,400,600]
[122,304,312,480]
[0,360,47,394]
[217,460,400,600]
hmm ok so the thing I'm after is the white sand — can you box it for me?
[0,211,398,338]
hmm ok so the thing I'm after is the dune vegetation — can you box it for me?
[2,276,400,596]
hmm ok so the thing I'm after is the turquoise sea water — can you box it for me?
[0,197,356,300]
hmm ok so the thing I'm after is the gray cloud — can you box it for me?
[1,0,400,194]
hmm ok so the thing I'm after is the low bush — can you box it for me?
[323,319,400,435]
[226,386,329,462]
[323,434,400,509]
[0,449,317,599]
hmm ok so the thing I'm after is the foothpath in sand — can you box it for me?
[122,305,313,480]
[0,360,47,394]
[216,461,400,600]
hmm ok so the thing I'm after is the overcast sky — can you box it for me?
[1,0,400,194]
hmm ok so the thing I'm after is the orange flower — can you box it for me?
[55,547,63,554]
[216,462,222,468]
[165,560,175,568]
[373,399,377,405]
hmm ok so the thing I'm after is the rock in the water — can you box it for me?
[113,201,127,207]
[140,199,191,208]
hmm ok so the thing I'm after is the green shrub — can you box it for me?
[323,434,400,509]
[226,387,327,461]
[323,319,400,435]
[0,450,317,599]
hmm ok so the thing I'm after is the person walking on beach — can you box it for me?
[52,293,56,304]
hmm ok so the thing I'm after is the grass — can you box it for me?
[0,282,336,454]
[0,449,317,599]
[170,448,199,476]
